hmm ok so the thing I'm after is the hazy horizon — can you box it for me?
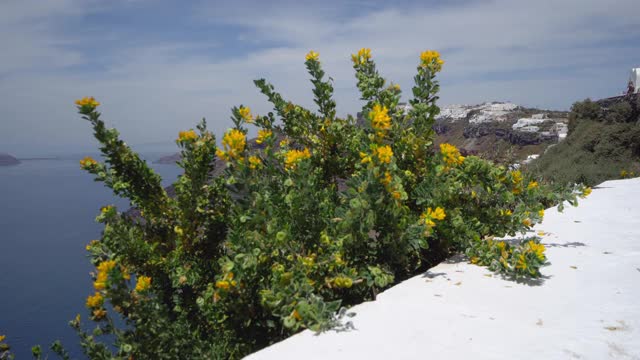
[1,0,639,155]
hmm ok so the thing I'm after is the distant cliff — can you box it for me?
[432,102,569,163]
[0,153,20,166]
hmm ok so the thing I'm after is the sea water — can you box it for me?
[0,156,183,358]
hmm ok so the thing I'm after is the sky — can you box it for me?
[1,0,639,156]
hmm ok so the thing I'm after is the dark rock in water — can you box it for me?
[154,153,182,164]
[0,153,20,166]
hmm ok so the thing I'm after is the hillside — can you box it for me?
[528,94,640,186]
[433,102,569,163]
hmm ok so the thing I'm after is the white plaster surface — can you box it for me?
[246,178,640,360]
[437,102,519,123]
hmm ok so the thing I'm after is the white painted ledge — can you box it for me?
[246,178,640,360]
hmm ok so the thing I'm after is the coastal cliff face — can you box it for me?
[433,102,569,163]
[0,153,20,166]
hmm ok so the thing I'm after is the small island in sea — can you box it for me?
[0,153,20,166]
[154,153,181,164]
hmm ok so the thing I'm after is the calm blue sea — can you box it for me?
[0,156,182,359]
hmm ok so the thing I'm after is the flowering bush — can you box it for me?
[36,50,588,359]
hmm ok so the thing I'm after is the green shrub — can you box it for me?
[567,98,601,134]
[27,50,585,359]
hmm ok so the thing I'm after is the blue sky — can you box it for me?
[1,0,639,156]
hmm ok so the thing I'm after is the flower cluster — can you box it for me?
[256,129,273,144]
[178,129,198,142]
[369,103,391,132]
[93,260,117,291]
[305,50,320,62]
[238,106,253,123]
[419,50,444,72]
[375,145,393,164]
[75,96,100,109]
[135,275,151,293]
[248,155,262,170]
[216,129,247,161]
[421,206,446,229]
[439,143,465,166]
[284,148,311,170]
[79,156,98,169]
[351,47,372,65]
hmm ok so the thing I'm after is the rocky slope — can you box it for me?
[433,102,569,163]
[0,153,20,166]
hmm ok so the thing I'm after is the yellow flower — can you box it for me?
[375,145,393,164]
[359,151,372,164]
[177,130,198,142]
[527,181,539,190]
[215,280,231,290]
[79,156,98,169]
[510,170,523,185]
[527,241,546,261]
[500,209,512,216]
[368,103,391,131]
[497,242,506,251]
[217,129,246,161]
[75,96,100,108]
[0,335,5,342]
[86,292,104,308]
[381,171,392,186]
[516,254,527,270]
[86,239,99,251]
[470,256,480,264]
[538,209,545,218]
[421,207,446,229]
[256,129,273,144]
[305,50,320,61]
[92,309,107,320]
[100,205,113,214]
[392,190,402,199]
[97,260,116,274]
[419,50,444,72]
[440,143,464,166]
[620,170,628,178]
[522,218,532,227]
[135,275,152,292]
[248,155,262,169]
[238,106,253,123]
[332,276,353,288]
[351,48,371,65]
[174,226,184,236]
[279,138,290,148]
[581,187,592,198]
[284,148,311,170]
[292,309,302,320]
[428,207,446,221]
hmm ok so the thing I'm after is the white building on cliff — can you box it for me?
[630,68,640,93]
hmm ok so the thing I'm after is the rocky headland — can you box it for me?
[0,153,20,166]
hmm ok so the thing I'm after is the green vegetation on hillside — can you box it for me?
[529,96,640,186]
